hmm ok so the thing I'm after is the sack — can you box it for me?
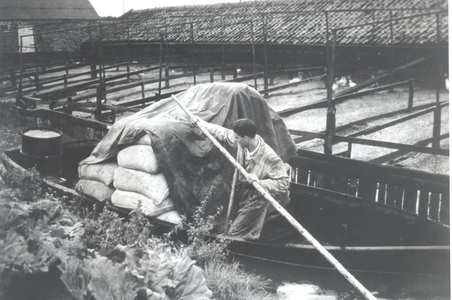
[117,145,159,174]
[111,190,175,217]
[78,161,118,186]
[113,167,169,204]
[75,179,114,203]
[156,210,183,225]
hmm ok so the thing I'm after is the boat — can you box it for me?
[2,139,449,276]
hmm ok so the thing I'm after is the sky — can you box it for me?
[89,0,243,17]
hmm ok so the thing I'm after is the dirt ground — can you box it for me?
[1,65,449,175]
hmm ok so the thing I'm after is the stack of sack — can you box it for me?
[111,143,182,224]
[76,161,118,203]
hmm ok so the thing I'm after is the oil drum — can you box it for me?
[21,128,63,176]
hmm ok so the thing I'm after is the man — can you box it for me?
[197,118,290,240]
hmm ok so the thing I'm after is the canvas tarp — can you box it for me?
[81,83,297,232]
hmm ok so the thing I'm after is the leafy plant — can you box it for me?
[2,167,43,202]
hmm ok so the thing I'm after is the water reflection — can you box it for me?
[234,254,450,300]
[277,282,337,300]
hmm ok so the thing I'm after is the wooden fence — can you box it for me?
[289,149,450,226]
[0,102,109,141]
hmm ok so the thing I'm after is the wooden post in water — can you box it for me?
[165,64,170,88]
[34,72,39,91]
[190,22,196,86]
[432,12,442,149]
[221,17,226,80]
[171,94,378,300]
[389,11,395,85]
[250,20,257,89]
[408,79,414,111]
[262,14,269,96]
[158,33,164,98]
[324,30,337,155]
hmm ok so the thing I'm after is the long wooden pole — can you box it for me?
[170,94,377,300]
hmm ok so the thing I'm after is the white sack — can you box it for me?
[111,190,175,217]
[156,210,183,225]
[75,179,114,203]
[113,167,169,204]
[117,145,159,174]
[78,161,118,186]
[135,134,152,145]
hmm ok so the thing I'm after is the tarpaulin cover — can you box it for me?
[81,83,296,232]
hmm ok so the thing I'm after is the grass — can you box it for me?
[204,260,279,300]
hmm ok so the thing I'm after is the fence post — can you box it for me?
[95,85,102,120]
[233,68,237,79]
[165,64,170,88]
[263,14,269,97]
[65,60,69,75]
[324,30,337,156]
[91,62,97,79]
[432,105,441,148]
[347,142,353,158]
[210,67,214,83]
[126,64,130,81]
[9,69,16,87]
[221,17,226,80]
[141,81,145,99]
[34,72,40,91]
[408,79,414,111]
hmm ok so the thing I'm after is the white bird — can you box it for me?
[337,76,347,88]
[347,76,356,88]
[289,71,303,83]
[332,80,338,92]
[236,68,242,75]
[445,77,449,90]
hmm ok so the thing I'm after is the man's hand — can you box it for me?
[189,116,200,128]
[246,174,259,184]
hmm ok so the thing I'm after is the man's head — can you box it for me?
[232,118,257,148]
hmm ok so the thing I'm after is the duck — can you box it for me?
[289,71,303,83]
[347,76,356,87]
[332,80,338,93]
[337,76,347,88]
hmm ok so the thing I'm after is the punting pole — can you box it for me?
[171,94,377,300]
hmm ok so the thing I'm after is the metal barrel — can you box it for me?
[21,128,63,176]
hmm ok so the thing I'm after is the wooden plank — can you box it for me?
[404,188,418,214]
[418,190,429,218]
[296,168,309,185]
[429,192,440,222]
[377,182,386,204]
[348,178,358,197]
[439,190,449,225]
[358,178,377,201]
[330,175,349,194]
[387,185,404,208]
[290,154,449,193]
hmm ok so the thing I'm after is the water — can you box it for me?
[235,254,450,300]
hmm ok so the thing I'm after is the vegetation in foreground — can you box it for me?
[0,166,279,300]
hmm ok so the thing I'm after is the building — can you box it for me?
[86,0,448,70]
[0,0,99,65]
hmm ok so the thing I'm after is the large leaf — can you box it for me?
[58,255,90,300]
[171,255,212,300]
[85,256,139,300]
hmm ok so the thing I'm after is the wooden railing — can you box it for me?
[0,102,109,141]
[289,149,450,226]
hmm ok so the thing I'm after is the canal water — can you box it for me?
[0,124,449,299]
[235,254,450,300]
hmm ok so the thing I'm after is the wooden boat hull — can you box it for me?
[1,141,449,276]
